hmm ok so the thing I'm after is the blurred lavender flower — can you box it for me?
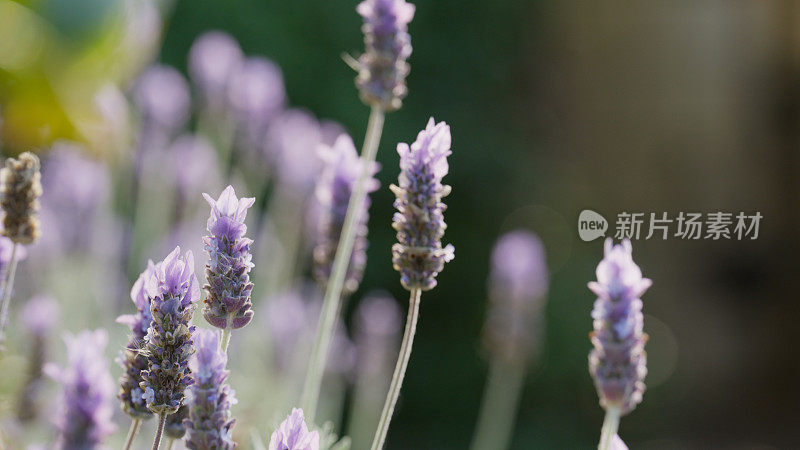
[45,329,116,450]
[313,134,379,297]
[265,109,323,196]
[40,143,110,252]
[269,408,319,450]
[117,263,156,419]
[133,65,191,134]
[588,238,651,415]
[353,292,402,379]
[165,404,189,440]
[189,31,244,113]
[483,230,548,366]
[1,151,42,245]
[391,118,454,291]
[140,247,200,415]
[185,329,237,449]
[356,0,415,111]
[202,185,255,330]
[17,295,59,422]
[167,135,222,224]
[229,57,286,148]
[0,236,26,282]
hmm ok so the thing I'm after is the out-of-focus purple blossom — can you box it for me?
[391,118,454,291]
[168,135,221,198]
[116,263,156,419]
[133,65,191,133]
[0,236,26,284]
[588,238,651,415]
[319,120,347,147]
[1,151,42,245]
[356,0,415,111]
[353,292,401,378]
[40,142,110,253]
[189,31,244,113]
[611,435,628,450]
[202,185,255,330]
[165,404,189,439]
[45,330,116,450]
[185,329,237,449]
[269,408,319,450]
[229,57,286,146]
[265,109,323,195]
[483,230,549,366]
[140,247,200,415]
[17,295,59,422]
[313,134,379,297]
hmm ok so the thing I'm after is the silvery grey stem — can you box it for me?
[152,413,167,450]
[301,105,385,421]
[0,242,20,344]
[123,418,141,450]
[469,359,526,450]
[370,288,421,450]
[598,406,620,450]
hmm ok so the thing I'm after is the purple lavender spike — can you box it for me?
[46,330,116,450]
[189,31,244,113]
[588,238,651,415]
[133,65,191,134]
[202,185,255,330]
[483,230,548,366]
[140,247,200,415]
[355,0,415,111]
[269,408,319,450]
[185,329,237,449]
[229,57,286,147]
[313,134,379,296]
[391,118,454,291]
[265,109,324,196]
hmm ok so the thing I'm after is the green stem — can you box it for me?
[469,359,526,450]
[598,406,620,450]
[370,288,421,450]
[221,327,232,354]
[300,105,385,421]
[0,242,20,344]
[152,413,166,450]
[123,418,142,450]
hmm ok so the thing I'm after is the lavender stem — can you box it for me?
[370,287,421,450]
[220,327,231,354]
[598,406,620,450]
[0,242,19,343]
[152,413,167,450]
[469,358,526,450]
[166,437,175,450]
[301,105,385,420]
[123,418,142,450]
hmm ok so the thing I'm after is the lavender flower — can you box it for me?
[202,185,255,330]
[229,57,286,146]
[167,135,221,224]
[165,404,189,440]
[17,295,59,422]
[588,238,651,415]
[353,292,401,379]
[133,65,191,133]
[1,151,42,245]
[313,134,379,296]
[355,0,415,111]
[46,330,116,450]
[189,31,244,112]
[269,408,319,450]
[117,263,156,419]
[185,329,237,449]
[483,230,548,366]
[265,109,324,195]
[391,118,454,291]
[140,247,200,415]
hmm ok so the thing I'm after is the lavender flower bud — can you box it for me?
[269,408,319,450]
[202,186,255,329]
[133,65,191,133]
[1,151,42,245]
[483,230,548,366]
[116,263,156,419]
[189,31,244,112]
[140,247,200,415]
[185,329,237,449]
[17,295,58,422]
[391,118,454,291]
[45,330,116,450]
[588,238,651,415]
[355,0,415,111]
[313,134,379,296]
[165,404,189,440]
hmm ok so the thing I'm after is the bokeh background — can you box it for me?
[2,0,799,448]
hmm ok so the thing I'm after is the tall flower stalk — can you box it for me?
[588,239,650,450]
[140,247,200,450]
[371,118,454,450]
[301,0,415,420]
[202,185,256,352]
[0,151,41,344]
[471,231,548,450]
